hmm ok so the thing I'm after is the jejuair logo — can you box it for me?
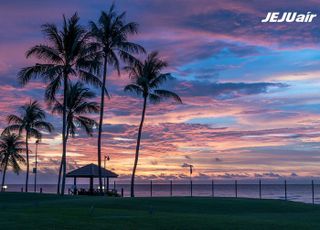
[261,12,317,23]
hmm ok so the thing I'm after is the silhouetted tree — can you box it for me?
[124,51,182,197]
[18,13,102,195]
[3,101,53,192]
[0,133,26,192]
[52,82,99,174]
[89,4,145,193]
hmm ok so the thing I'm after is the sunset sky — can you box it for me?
[2,0,320,183]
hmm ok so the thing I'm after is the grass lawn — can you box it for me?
[0,193,320,229]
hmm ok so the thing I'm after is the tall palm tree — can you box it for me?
[2,101,53,192]
[52,82,99,174]
[124,51,182,197]
[89,4,145,193]
[0,133,26,192]
[18,13,102,195]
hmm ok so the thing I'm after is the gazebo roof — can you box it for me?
[66,163,118,178]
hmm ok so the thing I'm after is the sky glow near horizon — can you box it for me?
[1,0,320,183]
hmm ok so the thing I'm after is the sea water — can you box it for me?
[6,181,320,204]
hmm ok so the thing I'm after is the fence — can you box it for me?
[112,180,319,204]
[4,180,320,204]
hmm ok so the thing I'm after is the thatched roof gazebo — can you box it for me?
[66,163,118,194]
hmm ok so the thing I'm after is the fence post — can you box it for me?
[170,180,173,197]
[40,187,42,194]
[259,179,262,199]
[190,180,193,197]
[114,181,116,190]
[284,180,287,201]
[312,180,315,205]
[235,180,238,198]
[150,180,153,197]
[121,188,124,197]
[21,187,23,192]
[212,180,214,198]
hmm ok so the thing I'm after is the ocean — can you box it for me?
[5,181,320,204]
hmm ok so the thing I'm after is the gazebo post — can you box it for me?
[90,177,93,195]
[107,177,109,192]
[73,177,77,195]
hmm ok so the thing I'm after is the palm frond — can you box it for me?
[28,128,42,140]
[2,125,21,135]
[33,121,54,133]
[18,64,63,86]
[26,45,63,63]
[75,116,97,136]
[7,115,23,125]
[118,41,145,54]
[148,93,161,104]
[154,89,182,104]
[149,73,173,88]
[78,70,109,98]
[41,23,63,52]
[45,76,62,102]
[124,84,144,96]
[74,102,100,114]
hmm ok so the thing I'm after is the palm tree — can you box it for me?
[0,133,26,192]
[89,4,145,193]
[2,101,53,192]
[18,13,102,195]
[124,51,182,197]
[52,82,99,176]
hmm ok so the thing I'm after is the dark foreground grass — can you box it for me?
[0,193,320,229]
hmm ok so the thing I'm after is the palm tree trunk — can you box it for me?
[97,57,107,195]
[131,96,147,197]
[25,133,29,193]
[61,135,67,195]
[1,161,8,192]
[58,122,70,195]
[59,72,68,195]
[57,152,63,194]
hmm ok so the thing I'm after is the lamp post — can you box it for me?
[189,164,193,197]
[104,155,110,191]
[33,140,39,193]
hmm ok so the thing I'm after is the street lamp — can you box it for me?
[33,140,39,193]
[104,155,110,191]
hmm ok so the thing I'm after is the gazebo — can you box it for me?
[66,163,118,194]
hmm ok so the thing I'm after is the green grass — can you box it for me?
[0,193,320,229]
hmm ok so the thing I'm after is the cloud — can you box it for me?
[217,173,250,178]
[254,172,282,178]
[170,80,287,99]
[150,160,158,165]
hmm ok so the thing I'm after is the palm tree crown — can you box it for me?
[18,13,102,101]
[89,4,145,74]
[0,133,26,191]
[52,82,100,138]
[125,51,182,104]
[4,101,54,138]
